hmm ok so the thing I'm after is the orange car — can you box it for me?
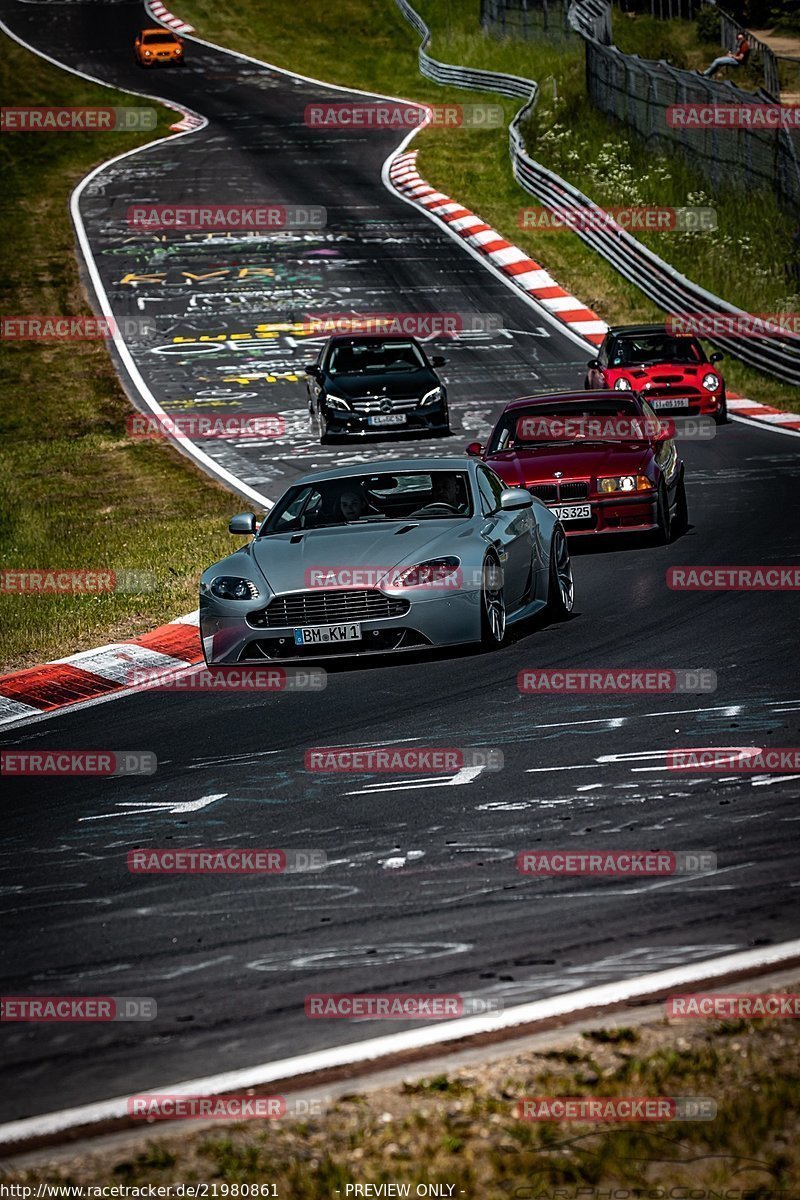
[134,28,185,67]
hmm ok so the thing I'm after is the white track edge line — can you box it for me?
[0,18,271,510]
[2,938,799,1146]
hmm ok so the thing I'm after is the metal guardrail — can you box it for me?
[392,0,800,385]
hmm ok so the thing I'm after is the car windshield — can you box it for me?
[143,32,178,42]
[488,399,652,451]
[611,335,703,366]
[327,340,426,375]
[260,471,473,533]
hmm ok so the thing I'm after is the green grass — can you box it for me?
[6,1005,800,1191]
[174,0,799,410]
[0,39,237,672]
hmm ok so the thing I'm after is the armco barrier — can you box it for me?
[393,0,800,386]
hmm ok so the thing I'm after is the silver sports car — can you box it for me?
[199,458,574,664]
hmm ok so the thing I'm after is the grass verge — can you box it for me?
[7,997,800,1191]
[176,0,800,411]
[0,38,236,672]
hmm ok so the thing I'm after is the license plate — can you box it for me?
[368,414,406,427]
[650,398,690,410]
[293,623,362,645]
[552,504,591,520]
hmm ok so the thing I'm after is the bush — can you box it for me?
[696,5,721,43]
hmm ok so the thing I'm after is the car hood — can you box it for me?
[486,444,649,485]
[607,363,710,383]
[323,370,437,398]
[250,522,473,592]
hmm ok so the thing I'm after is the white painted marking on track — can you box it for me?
[79,793,226,822]
[345,765,486,794]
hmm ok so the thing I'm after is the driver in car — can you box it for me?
[336,489,369,521]
[430,473,467,512]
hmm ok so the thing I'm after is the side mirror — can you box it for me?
[465,441,483,457]
[430,355,447,367]
[710,352,724,363]
[229,512,257,535]
[499,487,534,511]
[304,363,320,377]
[587,358,599,369]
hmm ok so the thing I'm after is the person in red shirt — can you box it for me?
[703,31,751,77]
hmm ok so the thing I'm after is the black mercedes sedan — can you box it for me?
[305,334,450,441]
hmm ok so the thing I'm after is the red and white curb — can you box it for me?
[388,151,800,434]
[145,0,194,35]
[727,395,800,432]
[389,150,607,346]
[0,613,201,728]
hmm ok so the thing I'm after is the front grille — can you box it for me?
[248,589,410,628]
[350,397,420,413]
[240,628,429,659]
[529,480,589,502]
[644,386,702,398]
[559,481,590,500]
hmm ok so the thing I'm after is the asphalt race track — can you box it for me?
[1,0,799,1127]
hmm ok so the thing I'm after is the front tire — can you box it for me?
[480,555,507,648]
[653,481,671,544]
[671,469,689,539]
[713,389,728,425]
[545,525,574,618]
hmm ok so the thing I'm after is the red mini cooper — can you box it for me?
[584,324,727,424]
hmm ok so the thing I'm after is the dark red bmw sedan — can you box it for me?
[468,391,687,541]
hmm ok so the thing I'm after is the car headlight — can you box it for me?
[702,373,720,391]
[144,49,152,56]
[209,576,259,601]
[390,557,461,588]
[420,386,444,407]
[613,378,632,391]
[325,391,351,411]
[597,475,653,493]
